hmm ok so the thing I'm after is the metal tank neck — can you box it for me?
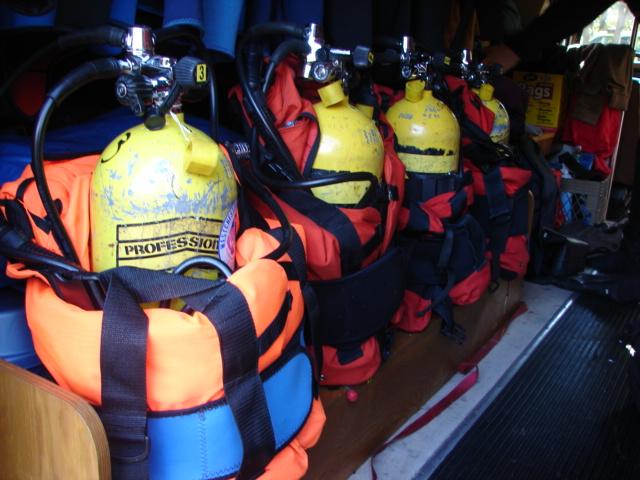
[124,25,155,61]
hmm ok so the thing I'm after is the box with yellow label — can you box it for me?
[513,71,564,129]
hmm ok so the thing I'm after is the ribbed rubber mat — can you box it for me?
[429,295,640,480]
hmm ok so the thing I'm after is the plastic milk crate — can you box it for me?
[560,176,611,225]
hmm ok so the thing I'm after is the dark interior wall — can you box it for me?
[513,0,550,27]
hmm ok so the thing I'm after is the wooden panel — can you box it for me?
[0,360,110,480]
[306,279,523,480]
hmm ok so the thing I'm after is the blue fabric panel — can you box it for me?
[163,0,205,31]
[0,5,56,29]
[202,0,245,59]
[281,0,323,26]
[110,0,138,26]
[245,0,322,27]
[147,351,313,480]
[0,288,39,369]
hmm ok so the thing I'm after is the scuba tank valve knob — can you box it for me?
[173,56,209,91]
[351,45,373,70]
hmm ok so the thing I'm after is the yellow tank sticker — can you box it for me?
[196,64,208,83]
[116,216,222,269]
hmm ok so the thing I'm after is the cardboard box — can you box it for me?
[513,71,565,129]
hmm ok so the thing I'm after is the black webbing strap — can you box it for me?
[99,271,152,480]
[315,247,406,348]
[484,168,510,220]
[404,173,461,206]
[438,228,456,269]
[257,292,292,356]
[336,344,364,365]
[449,188,469,220]
[194,283,275,479]
[268,226,323,393]
[15,177,35,201]
[407,230,465,343]
[278,189,364,275]
[98,267,276,480]
[299,112,322,178]
[11,176,60,235]
[483,167,512,280]
[236,187,270,235]
[414,235,457,317]
[407,202,431,232]
[0,198,34,239]
[425,281,465,344]
[361,222,385,260]
[404,172,469,233]
[510,187,530,236]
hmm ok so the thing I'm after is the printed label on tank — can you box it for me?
[218,204,237,270]
[116,217,222,269]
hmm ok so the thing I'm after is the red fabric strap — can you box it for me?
[370,300,529,479]
[458,301,528,374]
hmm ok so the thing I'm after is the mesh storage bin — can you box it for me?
[560,177,610,225]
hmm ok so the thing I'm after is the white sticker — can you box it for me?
[218,203,238,270]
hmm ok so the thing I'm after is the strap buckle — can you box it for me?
[441,320,466,345]
[109,434,150,464]
[101,412,150,464]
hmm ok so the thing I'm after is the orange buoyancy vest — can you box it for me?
[230,64,408,386]
[0,154,324,480]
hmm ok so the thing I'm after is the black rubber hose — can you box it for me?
[154,24,201,44]
[236,23,307,180]
[247,39,309,177]
[158,255,232,308]
[226,142,293,261]
[0,24,206,106]
[263,39,310,94]
[237,44,301,180]
[262,171,379,190]
[32,57,126,263]
[374,35,403,50]
[185,35,219,141]
[207,63,218,140]
[374,49,401,65]
[0,197,105,308]
[241,22,305,42]
[173,255,232,278]
[0,25,126,100]
[0,213,82,274]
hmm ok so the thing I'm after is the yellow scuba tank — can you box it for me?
[90,112,238,274]
[386,79,460,174]
[474,83,510,145]
[310,80,384,205]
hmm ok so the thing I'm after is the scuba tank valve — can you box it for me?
[300,24,385,206]
[474,81,510,145]
[464,58,511,146]
[383,39,461,174]
[236,22,382,206]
